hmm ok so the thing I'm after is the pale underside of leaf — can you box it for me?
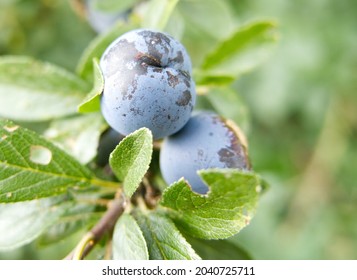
[44,113,106,164]
[112,213,149,260]
[0,196,70,251]
[0,56,89,121]
[38,204,102,246]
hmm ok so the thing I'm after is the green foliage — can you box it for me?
[229,0,357,260]
[0,56,89,121]
[134,210,201,260]
[92,0,141,13]
[161,170,261,239]
[44,113,106,164]
[0,0,282,260]
[0,196,69,251]
[37,204,101,246]
[77,59,104,113]
[185,237,252,260]
[109,128,153,198]
[112,213,149,260]
[0,119,95,203]
[142,0,180,31]
[175,0,236,41]
[195,20,278,85]
[205,86,250,133]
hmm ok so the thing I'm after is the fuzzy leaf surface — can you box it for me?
[109,128,153,197]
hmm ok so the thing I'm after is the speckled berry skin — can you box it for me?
[160,112,251,194]
[100,29,196,140]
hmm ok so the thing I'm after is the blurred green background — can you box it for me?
[0,0,356,259]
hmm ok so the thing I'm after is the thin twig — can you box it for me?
[64,194,127,260]
[142,176,160,208]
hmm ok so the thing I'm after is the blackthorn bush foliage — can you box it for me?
[0,0,277,260]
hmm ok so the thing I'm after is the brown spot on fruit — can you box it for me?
[218,147,237,168]
[166,71,180,88]
[137,53,162,67]
[175,90,191,106]
[172,50,184,64]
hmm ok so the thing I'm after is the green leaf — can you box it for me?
[163,8,185,40]
[199,20,279,82]
[77,59,104,113]
[109,128,153,197]
[193,72,235,86]
[76,21,138,82]
[0,119,96,203]
[177,0,235,40]
[112,213,148,260]
[142,0,179,31]
[185,236,252,260]
[0,196,69,251]
[172,0,237,67]
[92,0,140,13]
[45,113,106,164]
[160,169,261,239]
[37,204,102,246]
[205,87,250,133]
[134,211,201,260]
[259,176,270,193]
[0,56,89,121]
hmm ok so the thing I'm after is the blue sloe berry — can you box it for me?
[160,111,250,194]
[100,29,196,140]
